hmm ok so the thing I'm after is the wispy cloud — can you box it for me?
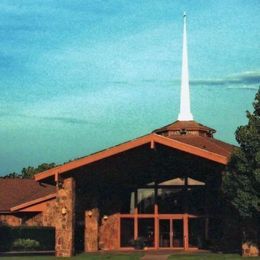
[38,116,92,125]
[191,70,260,86]
[0,113,94,126]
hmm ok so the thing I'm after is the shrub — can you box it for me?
[133,237,145,249]
[12,238,40,251]
[13,226,55,250]
[0,225,55,251]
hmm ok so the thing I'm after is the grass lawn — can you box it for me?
[168,253,260,260]
[0,252,143,260]
[1,253,260,260]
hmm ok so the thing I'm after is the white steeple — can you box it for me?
[178,12,193,121]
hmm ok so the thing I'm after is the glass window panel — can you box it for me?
[120,218,134,247]
[158,188,184,213]
[172,219,184,247]
[138,218,154,247]
[187,187,205,214]
[137,188,155,213]
[120,191,134,214]
[129,192,135,214]
[159,219,170,247]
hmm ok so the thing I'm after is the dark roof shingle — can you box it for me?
[0,179,55,212]
[171,135,234,157]
[154,120,216,134]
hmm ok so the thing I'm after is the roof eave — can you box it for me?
[34,133,230,182]
[35,134,153,181]
[10,193,56,212]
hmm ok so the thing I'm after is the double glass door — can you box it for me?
[159,218,184,248]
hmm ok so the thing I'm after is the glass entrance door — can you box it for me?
[159,218,184,248]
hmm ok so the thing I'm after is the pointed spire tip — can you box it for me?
[178,11,193,121]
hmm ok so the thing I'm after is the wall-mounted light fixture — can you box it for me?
[87,210,93,217]
[61,207,67,215]
[57,178,64,189]
[103,215,108,220]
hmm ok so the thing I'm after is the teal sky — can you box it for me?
[0,0,259,175]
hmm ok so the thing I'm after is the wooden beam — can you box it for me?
[35,134,153,181]
[18,201,48,212]
[10,193,56,212]
[152,134,229,165]
[150,140,155,149]
[35,132,229,182]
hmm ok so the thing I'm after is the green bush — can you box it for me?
[12,226,55,250]
[12,238,40,251]
[133,237,145,249]
[0,225,55,251]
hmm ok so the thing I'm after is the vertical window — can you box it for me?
[187,187,205,214]
[158,188,184,213]
[137,189,155,213]
[172,219,184,247]
[120,218,134,247]
[138,218,155,247]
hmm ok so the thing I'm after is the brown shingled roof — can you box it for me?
[0,179,55,212]
[171,135,234,157]
[154,120,216,134]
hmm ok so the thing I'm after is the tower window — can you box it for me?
[180,129,187,135]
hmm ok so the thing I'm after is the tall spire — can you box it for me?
[178,12,193,121]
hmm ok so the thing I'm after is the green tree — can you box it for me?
[222,88,260,256]
[36,162,56,173]
[1,172,21,179]
[2,162,56,179]
[21,166,36,179]
[21,163,56,178]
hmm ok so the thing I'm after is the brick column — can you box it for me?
[85,208,99,252]
[55,177,75,257]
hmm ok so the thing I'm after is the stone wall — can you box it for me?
[55,177,75,257]
[242,242,259,257]
[0,214,21,226]
[24,213,44,226]
[85,208,99,252]
[1,178,76,257]
[42,199,57,227]
[99,214,119,250]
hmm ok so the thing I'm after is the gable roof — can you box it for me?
[35,133,233,182]
[0,179,56,213]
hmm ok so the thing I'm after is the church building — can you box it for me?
[0,14,234,257]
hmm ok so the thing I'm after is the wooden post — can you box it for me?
[154,204,159,249]
[134,189,138,240]
[170,219,173,247]
[154,183,159,249]
[134,208,138,240]
[184,214,189,250]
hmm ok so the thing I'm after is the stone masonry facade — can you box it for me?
[55,177,75,257]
